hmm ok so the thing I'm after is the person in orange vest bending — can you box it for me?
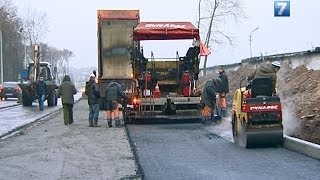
[218,66,229,117]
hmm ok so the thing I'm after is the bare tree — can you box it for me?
[38,43,74,84]
[0,0,24,81]
[0,1,73,83]
[60,49,74,76]
[197,0,245,75]
[20,8,48,66]
[50,48,73,84]
[21,8,48,46]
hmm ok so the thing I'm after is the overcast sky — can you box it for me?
[14,0,320,68]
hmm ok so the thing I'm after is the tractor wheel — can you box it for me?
[22,93,33,106]
[47,90,56,107]
[54,90,58,106]
[238,120,248,148]
[232,115,239,144]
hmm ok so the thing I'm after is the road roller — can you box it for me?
[231,77,283,148]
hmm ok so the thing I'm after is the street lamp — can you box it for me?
[249,27,259,59]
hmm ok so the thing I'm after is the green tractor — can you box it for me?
[19,45,58,107]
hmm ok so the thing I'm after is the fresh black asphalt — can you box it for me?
[127,123,320,180]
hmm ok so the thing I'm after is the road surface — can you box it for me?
[127,122,320,180]
[0,100,138,179]
[1,95,319,180]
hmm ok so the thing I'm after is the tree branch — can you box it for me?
[198,0,245,75]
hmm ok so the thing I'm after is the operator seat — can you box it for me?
[250,77,272,97]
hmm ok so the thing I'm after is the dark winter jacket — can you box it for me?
[105,81,125,102]
[186,46,200,60]
[201,79,219,107]
[58,75,77,105]
[247,63,277,92]
[36,80,46,96]
[87,79,100,105]
[218,71,229,93]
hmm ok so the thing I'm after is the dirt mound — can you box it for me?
[199,63,320,145]
[278,64,320,144]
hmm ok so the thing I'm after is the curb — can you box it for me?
[0,98,82,140]
[0,103,21,110]
[0,107,62,140]
[125,126,144,180]
[284,135,320,160]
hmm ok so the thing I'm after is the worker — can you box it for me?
[105,81,126,127]
[217,66,229,117]
[186,40,200,60]
[200,78,222,124]
[58,75,77,125]
[185,40,200,72]
[85,74,101,127]
[247,61,281,94]
[36,77,46,111]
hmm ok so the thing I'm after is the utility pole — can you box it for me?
[249,27,259,59]
[23,32,27,69]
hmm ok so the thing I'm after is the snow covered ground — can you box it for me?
[0,92,82,138]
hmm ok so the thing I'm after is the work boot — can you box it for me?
[89,118,93,127]
[64,119,68,125]
[93,119,101,127]
[115,119,121,127]
[201,118,211,125]
[107,120,112,127]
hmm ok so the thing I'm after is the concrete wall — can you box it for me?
[200,49,320,75]
[200,63,241,76]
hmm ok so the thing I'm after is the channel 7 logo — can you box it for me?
[274,1,290,17]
